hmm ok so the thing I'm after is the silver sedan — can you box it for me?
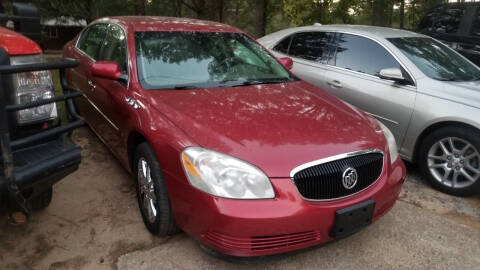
[259,25,480,196]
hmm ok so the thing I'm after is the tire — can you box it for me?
[30,187,53,211]
[419,126,480,196]
[133,142,179,236]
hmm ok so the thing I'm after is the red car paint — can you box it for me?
[278,57,294,70]
[0,26,42,55]
[91,61,123,80]
[64,17,406,257]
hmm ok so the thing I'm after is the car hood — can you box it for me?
[142,81,385,177]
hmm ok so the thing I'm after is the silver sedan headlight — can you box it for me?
[181,147,275,199]
[376,120,399,164]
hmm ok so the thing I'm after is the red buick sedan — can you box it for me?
[63,17,405,257]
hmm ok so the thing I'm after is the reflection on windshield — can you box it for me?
[388,37,480,81]
[135,31,293,90]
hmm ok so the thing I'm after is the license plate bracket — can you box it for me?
[330,199,375,238]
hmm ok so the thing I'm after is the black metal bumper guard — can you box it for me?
[0,58,84,213]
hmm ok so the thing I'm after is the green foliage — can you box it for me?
[282,0,335,26]
[27,0,451,40]
[37,0,132,23]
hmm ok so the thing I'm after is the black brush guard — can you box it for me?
[0,58,84,213]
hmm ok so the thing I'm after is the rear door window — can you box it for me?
[331,33,401,77]
[288,32,334,63]
[78,24,108,60]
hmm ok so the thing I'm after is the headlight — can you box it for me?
[10,55,57,125]
[181,147,275,199]
[376,120,399,164]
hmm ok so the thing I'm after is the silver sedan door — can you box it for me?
[322,33,416,146]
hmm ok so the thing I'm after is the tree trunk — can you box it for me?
[386,1,393,27]
[182,0,219,21]
[217,0,223,22]
[134,0,146,15]
[194,0,207,19]
[173,0,182,17]
[85,0,94,23]
[399,0,405,29]
[254,0,266,38]
[371,0,387,26]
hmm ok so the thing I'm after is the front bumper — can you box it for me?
[167,157,406,257]
[0,136,81,203]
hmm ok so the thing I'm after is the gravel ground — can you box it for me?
[0,127,479,270]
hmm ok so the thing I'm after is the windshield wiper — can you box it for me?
[222,78,292,87]
[154,85,199,90]
[435,77,480,82]
[435,77,458,82]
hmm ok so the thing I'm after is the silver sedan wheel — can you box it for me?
[428,137,480,189]
[138,158,157,223]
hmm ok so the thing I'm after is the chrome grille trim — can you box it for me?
[290,149,384,202]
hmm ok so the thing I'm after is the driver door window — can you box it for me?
[77,24,108,60]
[99,24,128,73]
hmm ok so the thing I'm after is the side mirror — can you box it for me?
[91,61,126,82]
[278,57,293,70]
[379,68,405,82]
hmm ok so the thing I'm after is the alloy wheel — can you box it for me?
[427,137,480,189]
[137,158,158,223]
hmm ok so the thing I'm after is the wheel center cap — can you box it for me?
[450,156,464,169]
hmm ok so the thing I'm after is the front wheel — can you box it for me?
[419,126,480,196]
[133,143,179,236]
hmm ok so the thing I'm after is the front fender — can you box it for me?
[401,92,480,160]
[122,91,197,177]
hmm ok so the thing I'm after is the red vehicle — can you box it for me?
[63,16,406,257]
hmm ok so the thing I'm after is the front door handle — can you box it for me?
[88,80,96,90]
[328,80,343,89]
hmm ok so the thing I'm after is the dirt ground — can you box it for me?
[0,127,479,270]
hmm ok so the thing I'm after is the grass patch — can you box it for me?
[51,70,69,124]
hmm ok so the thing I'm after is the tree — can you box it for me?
[181,0,216,20]
[173,0,183,17]
[334,0,356,24]
[254,0,266,37]
[399,0,405,28]
[282,0,334,26]
[38,0,96,23]
[372,0,387,26]
[134,0,146,15]
[217,0,224,22]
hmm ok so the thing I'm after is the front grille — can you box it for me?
[204,230,321,252]
[292,152,384,200]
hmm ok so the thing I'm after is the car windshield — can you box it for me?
[135,31,295,90]
[388,37,480,81]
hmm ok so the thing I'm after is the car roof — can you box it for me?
[280,24,426,40]
[93,16,243,33]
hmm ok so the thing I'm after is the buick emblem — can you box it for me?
[342,167,358,190]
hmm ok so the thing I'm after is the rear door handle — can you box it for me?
[328,80,343,89]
